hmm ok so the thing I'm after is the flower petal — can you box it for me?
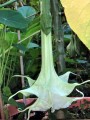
[13,75,35,86]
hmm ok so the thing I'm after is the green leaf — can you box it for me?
[26,42,39,49]
[0,10,28,29]
[17,102,25,110]
[8,98,18,107]
[30,48,40,58]
[3,86,12,97]
[9,98,25,109]
[0,17,40,58]
[17,6,36,24]
[6,32,18,43]
[65,58,77,64]
[22,16,40,40]
[0,30,9,49]
[13,43,27,52]
[64,34,72,42]
[13,42,39,52]
[0,24,4,29]
[3,96,16,105]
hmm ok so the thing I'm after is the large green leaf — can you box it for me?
[13,42,39,52]
[17,6,36,24]
[60,0,90,49]
[22,16,40,40]
[0,17,40,57]
[0,10,28,29]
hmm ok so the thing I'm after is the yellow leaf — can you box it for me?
[60,0,90,49]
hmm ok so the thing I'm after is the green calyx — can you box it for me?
[40,0,52,35]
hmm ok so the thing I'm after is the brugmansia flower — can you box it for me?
[9,0,90,120]
[9,31,90,120]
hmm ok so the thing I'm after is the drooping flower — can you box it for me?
[9,0,90,120]
[9,31,90,120]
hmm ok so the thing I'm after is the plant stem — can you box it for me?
[51,0,65,73]
[0,87,5,120]
[17,31,26,90]
[14,2,27,119]
[17,30,27,119]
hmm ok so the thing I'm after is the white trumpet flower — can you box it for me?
[9,31,90,120]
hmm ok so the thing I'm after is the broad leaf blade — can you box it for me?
[0,10,28,29]
[60,0,90,49]
[13,43,27,52]
[26,42,39,49]
[22,16,40,40]
[17,6,36,24]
